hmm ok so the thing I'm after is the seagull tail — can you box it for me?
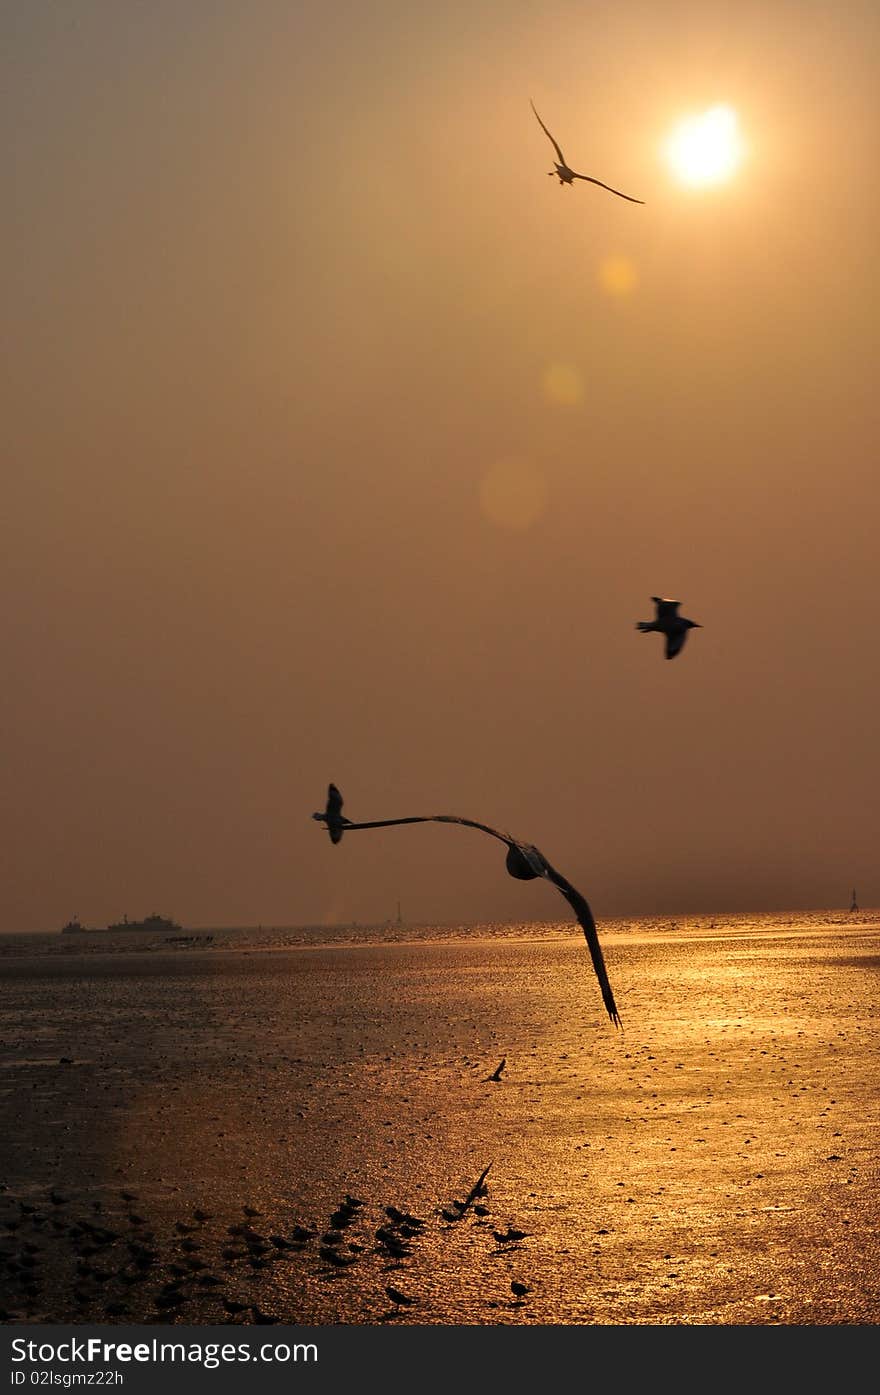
[636,622,655,633]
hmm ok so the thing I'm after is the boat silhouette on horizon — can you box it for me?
[60,912,183,934]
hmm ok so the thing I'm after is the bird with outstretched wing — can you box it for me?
[312,783,351,844]
[531,100,644,204]
[636,596,702,660]
[312,785,621,1027]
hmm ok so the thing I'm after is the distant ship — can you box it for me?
[106,913,182,932]
[60,912,183,935]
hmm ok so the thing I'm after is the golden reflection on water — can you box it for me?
[1,915,878,1323]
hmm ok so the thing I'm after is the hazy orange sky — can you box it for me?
[2,0,878,930]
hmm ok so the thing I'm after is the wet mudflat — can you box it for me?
[1,916,877,1324]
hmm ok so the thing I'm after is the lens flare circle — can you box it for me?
[598,255,638,296]
[542,363,583,406]
[479,459,548,532]
[665,105,743,187]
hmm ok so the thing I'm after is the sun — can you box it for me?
[665,105,744,187]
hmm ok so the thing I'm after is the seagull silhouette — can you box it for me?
[312,783,351,844]
[312,785,620,1026]
[636,597,702,660]
[531,100,644,203]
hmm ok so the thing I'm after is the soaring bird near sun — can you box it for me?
[312,784,621,1026]
[636,597,702,660]
[530,100,644,204]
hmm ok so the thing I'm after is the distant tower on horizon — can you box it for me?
[396,899,403,927]
[850,888,859,913]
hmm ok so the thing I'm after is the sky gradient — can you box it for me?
[2,0,878,930]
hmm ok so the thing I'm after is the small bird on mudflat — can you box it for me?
[487,1057,506,1082]
[636,597,701,660]
[384,1205,424,1227]
[531,101,644,203]
[320,1245,356,1266]
[494,1228,528,1244]
[511,1280,530,1300]
[385,1285,415,1308]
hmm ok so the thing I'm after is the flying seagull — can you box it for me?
[314,783,351,844]
[312,785,620,1026]
[636,597,702,660]
[530,100,644,203]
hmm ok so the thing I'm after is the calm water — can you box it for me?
[1,910,878,1324]
[1,906,876,958]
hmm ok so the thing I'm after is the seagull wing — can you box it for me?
[433,826,621,1026]
[652,597,681,619]
[571,172,644,204]
[664,629,688,660]
[315,799,620,1025]
[530,100,567,166]
[540,859,621,1026]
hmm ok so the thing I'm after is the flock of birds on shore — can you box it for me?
[0,1170,532,1323]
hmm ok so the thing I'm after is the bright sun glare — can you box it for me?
[665,105,744,187]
